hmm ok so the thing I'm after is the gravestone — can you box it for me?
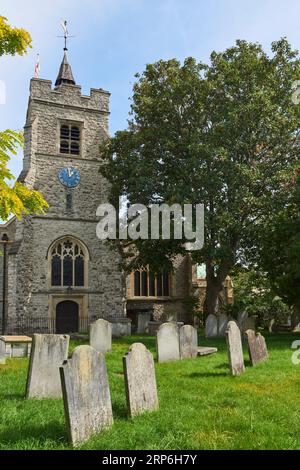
[156,322,180,363]
[137,312,151,334]
[245,329,268,366]
[205,314,218,338]
[179,325,198,359]
[0,339,5,365]
[26,334,69,398]
[218,314,229,338]
[226,321,245,376]
[90,319,112,353]
[60,345,113,446]
[123,343,159,417]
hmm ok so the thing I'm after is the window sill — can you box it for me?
[128,296,172,301]
[58,153,81,158]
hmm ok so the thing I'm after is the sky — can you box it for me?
[1,0,300,178]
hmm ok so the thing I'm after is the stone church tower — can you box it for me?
[0,49,129,335]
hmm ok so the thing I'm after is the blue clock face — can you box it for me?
[58,167,80,188]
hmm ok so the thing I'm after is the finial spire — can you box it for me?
[55,20,76,87]
[60,20,69,51]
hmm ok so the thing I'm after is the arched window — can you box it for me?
[50,238,88,287]
[60,124,80,156]
[133,268,171,297]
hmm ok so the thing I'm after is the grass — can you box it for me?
[0,331,300,450]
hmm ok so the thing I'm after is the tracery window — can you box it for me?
[50,238,87,287]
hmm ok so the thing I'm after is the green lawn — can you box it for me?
[0,332,300,450]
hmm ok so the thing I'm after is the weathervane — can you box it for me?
[58,20,75,51]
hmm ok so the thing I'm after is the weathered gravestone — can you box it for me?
[26,334,69,398]
[205,314,218,338]
[226,321,245,376]
[90,319,112,354]
[218,314,229,338]
[179,325,198,359]
[137,312,151,334]
[245,329,268,366]
[0,339,5,365]
[156,322,180,363]
[123,343,159,417]
[60,345,113,446]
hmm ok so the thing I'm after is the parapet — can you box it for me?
[29,78,110,114]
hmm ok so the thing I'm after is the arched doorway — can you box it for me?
[56,300,79,333]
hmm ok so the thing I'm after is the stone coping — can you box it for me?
[197,347,218,356]
[0,335,32,343]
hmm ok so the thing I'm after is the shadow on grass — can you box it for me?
[116,335,156,350]
[2,393,25,400]
[214,362,229,369]
[111,400,129,420]
[0,421,68,446]
[186,371,229,378]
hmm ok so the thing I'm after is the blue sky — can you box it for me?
[2,0,300,178]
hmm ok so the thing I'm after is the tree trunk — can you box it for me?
[203,278,224,316]
[203,261,232,316]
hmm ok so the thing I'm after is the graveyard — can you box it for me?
[1,4,300,456]
[1,330,300,450]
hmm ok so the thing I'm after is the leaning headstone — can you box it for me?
[60,345,113,446]
[156,322,180,363]
[26,334,69,398]
[137,312,151,334]
[226,321,245,376]
[205,314,218,338]
[123,343,159,417]
[218,314,229,338]
[90,319,112,353]
[245,329,268,366]
[179,325,198,359]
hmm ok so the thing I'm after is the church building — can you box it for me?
[0,47,233,335]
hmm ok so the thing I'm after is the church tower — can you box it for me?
[3,39,130,335]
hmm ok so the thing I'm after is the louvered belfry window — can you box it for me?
[60,124,80,155]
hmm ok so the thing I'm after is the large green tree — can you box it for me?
[0,17,48,220]
[259,175,300,311]
[101,39,300,315]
